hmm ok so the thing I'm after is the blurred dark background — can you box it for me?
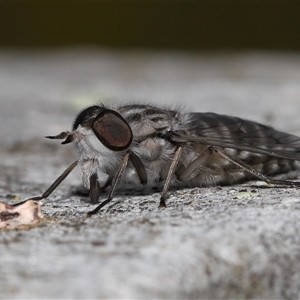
[1,2,300,51]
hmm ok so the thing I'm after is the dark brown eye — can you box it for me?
[92,110,133,151]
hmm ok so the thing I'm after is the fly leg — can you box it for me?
[88,152,130,215]
[177,147,210,182]
[89,173,101,204]
[101,176,113,191]
[88,174,116,204]
[159,145,183,208]
[213,147,300,187]
[12,160,78,206]
[129,150,147,185]
[88,151,146,213]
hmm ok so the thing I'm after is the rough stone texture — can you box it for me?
[1,48,300,299]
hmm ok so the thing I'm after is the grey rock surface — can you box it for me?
[1,48,300,299]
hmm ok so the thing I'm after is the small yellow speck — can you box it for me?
[236,191,259,199]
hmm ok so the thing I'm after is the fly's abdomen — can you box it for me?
[178,147,298,187]
[174,113,300,186]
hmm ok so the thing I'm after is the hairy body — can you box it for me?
[74,104,300,190]
[16,103,300,214]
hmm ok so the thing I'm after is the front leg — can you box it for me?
[88,174,113,204]
[89,173,101,204]
[88,152,130,215]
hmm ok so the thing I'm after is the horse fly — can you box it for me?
[14,103,300,214]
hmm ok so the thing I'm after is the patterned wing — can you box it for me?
[171,112,300,161]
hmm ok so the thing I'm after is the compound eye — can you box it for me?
[92,110,133,151]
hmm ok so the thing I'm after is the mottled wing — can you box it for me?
[171,113,300,160]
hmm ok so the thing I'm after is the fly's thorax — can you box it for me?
[116,104,179,138]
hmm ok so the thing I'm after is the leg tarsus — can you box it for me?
[159,195,167,208]
[87,197,112,216]
[12,196,43,207]
[268,179,300,187]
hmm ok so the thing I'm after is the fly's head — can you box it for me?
[46,105,133,157]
